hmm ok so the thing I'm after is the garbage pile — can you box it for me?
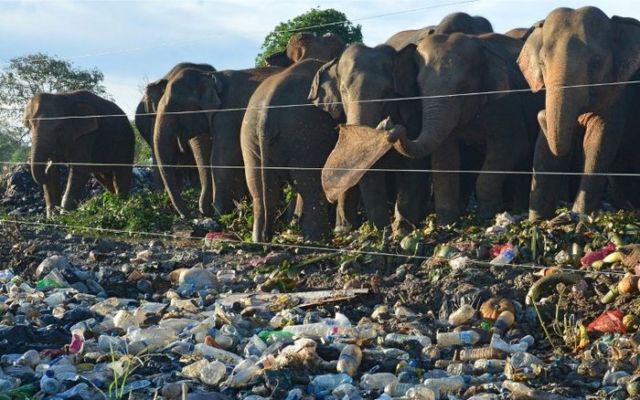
[0,209,638,399]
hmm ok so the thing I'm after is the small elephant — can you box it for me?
[241,58,342,242]
[517,7,640,220]
[134,63,215,188]
[388,33,541,223]
[23,90,134,215]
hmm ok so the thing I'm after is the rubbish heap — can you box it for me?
[0,210,638,399]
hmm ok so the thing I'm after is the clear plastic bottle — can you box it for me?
[423,376,465,394]
[489,334,534,353]
[384,333,431,348]
[385,381,418,397]
[200,360,227,386]
[448,304,476,326]
[327,324,381,342]
[491,311,515,333]
[308,373,353,394]
[40,370,61,395]
[224,358,263,388]
[244,335,268,357]
[473,359,507,373]
[360,372,398,391]
[406,385,439,400]
[446,362,473,376]
[436,331,480,347]
[194,343,244,365]
[458,347,504,361]
[336,344,362,376]
[15,350,40,369]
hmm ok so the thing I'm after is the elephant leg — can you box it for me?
[573,114,625,214]
[529,131,572,221]
[292,170,330,242]
[393,160,429,236]
[61,166,91,211]
[43,164,62,217]
[358,170,390,229]
[189,134,214,217]
[113,167,132,196]
[211,130,244,216]
[335,187,360,233]
[431,137,461,225]
[95,172,116,193]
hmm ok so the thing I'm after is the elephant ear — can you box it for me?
[517,21,544,92]
[146,79,168,109]
[265,51,293,67]
[70,102,98,139]
[393,44,418,97]
[480,38,514,103]
[201,73,223,111]
[611,16,640,83]
[308,58,344,121]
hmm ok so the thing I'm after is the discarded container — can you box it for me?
[360,372,398,390]
[336,344,362,376]
[423,376,465,394]
[384,333,431,348]
[448,304,476,326]
[587,309,626,334]
[436,331,480,347]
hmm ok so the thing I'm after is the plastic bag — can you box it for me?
[580,243,616,267]
[587,309,626,334]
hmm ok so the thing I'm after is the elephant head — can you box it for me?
[266,32,345,67]
[154,68,223,217]
[434,12,493,35]
[389,33,516,159]
[308,43,415,128]
[517,7,640,157]
[24,93,98,185]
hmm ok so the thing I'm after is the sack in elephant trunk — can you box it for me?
[322,118,396,203]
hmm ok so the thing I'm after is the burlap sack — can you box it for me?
[322,124,392,202]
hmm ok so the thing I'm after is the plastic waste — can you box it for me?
[489,334,534,353]
[491,310,515,333]
[581,243,616,267]
[384,332,431,348]
[436,330,480,347]
[405,385,439,400]
[473,359,507,373]
[14,350,39,369]
[194,343,244,365]
[200,361,227,386]
[423,376,465,394]
[505,352,544,381]
[308,373,353,395]
[360,372,398,390]
[337,344,362,376]
[459,347,505,361]
[385,381,418,397]
[126,327,177,354]
[587,309,626,334]
[37,270,68,290]
[490,246,516,264]
[40,370,61,395]
[448,304,476,326]
[44,291,66,307]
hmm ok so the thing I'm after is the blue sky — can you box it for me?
[1,0,637,116]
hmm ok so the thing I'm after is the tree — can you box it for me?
[255,8,363,66]
[0,53,108,160]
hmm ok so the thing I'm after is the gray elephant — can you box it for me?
[517,7,640,220]
[386,12,493,49]
[155,32,345,219]
[241,58,343,242]
[309,12,495,234]
[388,33,541,223]
[134,63,215,188]
[23,90,134,215]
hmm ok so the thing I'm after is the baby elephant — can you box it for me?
[23,90,135,215]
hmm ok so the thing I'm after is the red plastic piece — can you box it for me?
[580,243,616,267]
[587,309,626,334]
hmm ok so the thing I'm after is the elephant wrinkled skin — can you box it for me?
[24,90,135,215]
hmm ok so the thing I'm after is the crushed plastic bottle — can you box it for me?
[336,344,362,376]
[489,334,534,353]
[360,372,398,390]
[448,304,476,326]
[436,331,480,347]
[424,376,465,394]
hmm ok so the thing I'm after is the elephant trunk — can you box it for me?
[154,113,190,218]
[393,98,456,159]
[543,80,587,157]
[30,133,51,185]
[134,100,154,148]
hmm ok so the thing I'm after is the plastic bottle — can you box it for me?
[384,333,431,348]
[15,350,40,369]
[448,304,476,326]
[385,381,418,397]
[406,385,439,400]
[327,324,381,342]
[258,329,295,344]
[244,335,268,357]
[473,359,507,373]
[491,311,515,333]
[336,344,362,376]
[446,362,473,376]
[360,372,398,390]
[224,358,263,388]
[308,373,353,394]
[363,347,410,362]
[200,360,227,386]
[44,291,66,307]
[194,343,244,365]
[424,376,465,394]
[489,334,534,353]
[436,331,480,347]
[458,347,505,361]
[40,370,61,395]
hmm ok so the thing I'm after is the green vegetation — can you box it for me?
[255,8,362,66]
[131,122,152,165]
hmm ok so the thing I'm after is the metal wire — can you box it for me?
[0,217,627,277]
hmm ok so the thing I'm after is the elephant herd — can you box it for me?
[23,7,640,243]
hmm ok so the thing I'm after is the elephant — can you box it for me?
[517,7,640,220]
[504,27,531,41]
[155,32,346,219]
[23,90,134,215]
[386,12,493,50]
[387,32,542,224]
[241,58,343,242]
[309,12,495,234]
[153,66,280,218]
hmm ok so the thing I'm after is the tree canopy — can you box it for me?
[0,53,108,160]
[255,8,363,66]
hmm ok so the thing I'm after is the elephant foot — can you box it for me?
[61,196,77,212]
[392,218,415,239]
[436,209,460,226]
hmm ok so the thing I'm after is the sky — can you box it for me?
[1,0,638,116]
